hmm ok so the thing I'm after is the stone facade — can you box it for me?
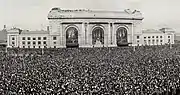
[47,8,143,48]
[139,28,175,46]
[6,8,174,48]
[6,8,175,48]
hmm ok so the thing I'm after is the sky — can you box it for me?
[0,0,180,32]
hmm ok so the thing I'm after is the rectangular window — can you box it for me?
[38,37,41,40]
[33,41,36,45]
[38,41,41,45]
[160,40,163,42]
[33,38,36,40]
[53,42,56,44]
[168,36,171,38]
[160,36,162,38]
[43,41,47,45]
[152,36,154,38]
[27,42,31,45]
[28,37,31,40]
[144,40,147,45]
[22,37,25,40]
[53,36,57,40]
[144,37,146,39]
[12,37,15,40]
[12,42,15,45]
[137,40,139,43]
[137,36,139,39]
[43,37,47,40]
[152,40,155,44]
[148,36,151,39]
[156,40,159,45]
[156,36,159,38]
[22,41,25,45]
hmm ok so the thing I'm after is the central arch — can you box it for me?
[92,26,104,47]
[65,26,79,48]
[116,27,128,46]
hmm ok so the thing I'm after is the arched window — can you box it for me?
[116,27,128,46]
[92,27,104,45]
[66,27,79,47]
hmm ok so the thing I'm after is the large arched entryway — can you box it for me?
[92,27,104,47]
[116,27,128,46]
[66,27,79,48]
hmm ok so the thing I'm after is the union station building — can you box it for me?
[6,8,175,48]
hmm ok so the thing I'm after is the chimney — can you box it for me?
[47,26,50,31]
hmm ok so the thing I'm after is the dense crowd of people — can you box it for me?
[0,45,180,94]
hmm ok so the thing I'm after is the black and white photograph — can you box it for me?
[0,0,180,94]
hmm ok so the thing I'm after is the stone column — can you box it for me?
[61,24,66,47]
[110,23,113,45]
[108,23,113,47]
[87,23,91,47]
[54,22,60,48]
[132,23,134,46]
[17,35,20,48]
[112,23,117,46]
[59,23,62,47]
[85,23,88,45]
[107,23,111,47]
[80,22,85,47]
[104,25,108,47]
[87,23,92,47]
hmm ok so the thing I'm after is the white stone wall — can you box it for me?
[18,34,50,48]
[140,32,175,46]
[48,18,143,47]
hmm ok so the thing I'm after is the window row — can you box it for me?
[143,36,171,39]
[11,36,58,41]
[144,36,163,39]
[21,46,57,48]
[21,37,47,41]
[20,37,57,41]
[144,39,163,42]
[22,41,47,45]
[136,36,171,39]
[21,41,57,45]
[11,41,57,45]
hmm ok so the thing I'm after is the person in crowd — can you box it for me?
[0,45,180,94]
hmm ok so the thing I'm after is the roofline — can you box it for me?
[48,17,144,20]
[50,8,141,13]
[20,33,49,34]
